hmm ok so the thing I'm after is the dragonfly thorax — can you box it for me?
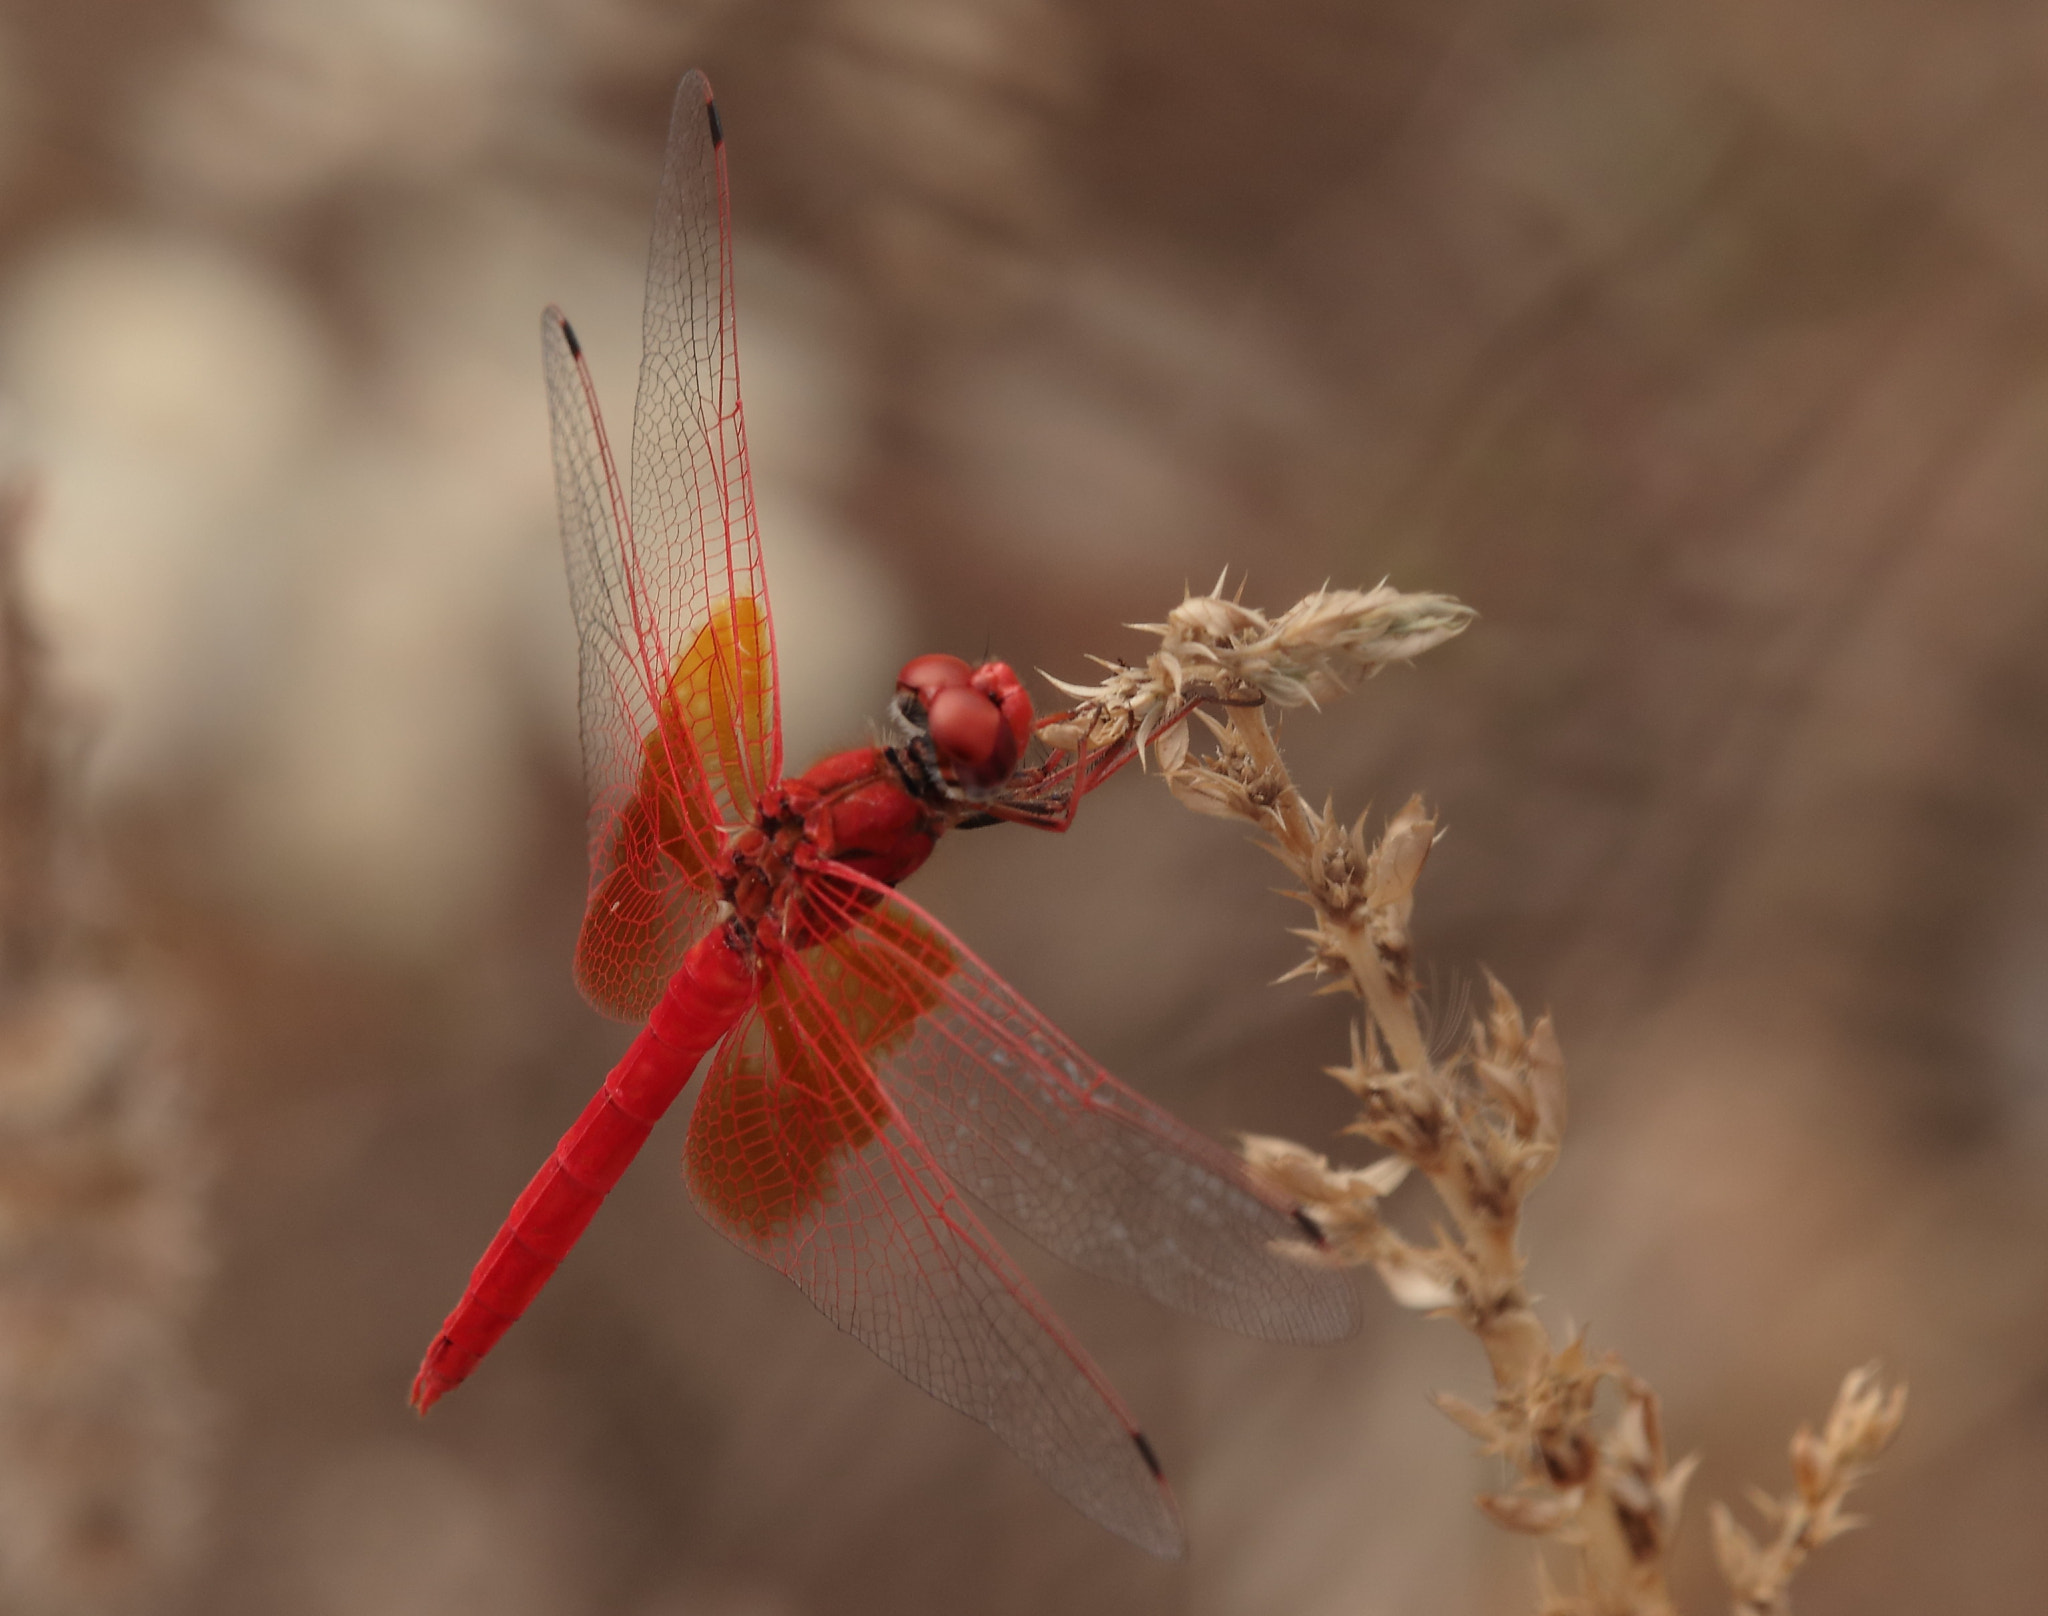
[713,658,1043,957]
[717,750,944,951]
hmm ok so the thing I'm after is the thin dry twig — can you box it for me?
[1043,581,1905,1614]
[1709,1365,1908,1616]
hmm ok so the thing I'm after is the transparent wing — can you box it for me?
[797,870,1362,1345]
[545,68,779,1018]
[544,309,722,1019]
[684,968,1183,1557]
[629,69,779,825]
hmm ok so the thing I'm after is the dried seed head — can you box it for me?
[1039,583,1473,761]
[1161,592,1265,645]
[1373,1239,1463,1310]
[1821,1363,1909,1473]
[1479,1487,1583,1536]
[1595,1382,1695,1564]
[1161,711,1273,824]
[1238,1134,1348,1206]
[1711,1502,1764,1592]
[1432,1391,1506,1449]
[1458,989,1567,1208]
[1240,1137,1413,1224]
[1344,1062,1457,1171]
[1153,584,1476,708]
[1151,714,1190,774]
[1657,1453,1702,1537]
[1712,1366,1907,1612]
[1163,763,1255,822]
[1364,797,1435,936]
[1049,573,1903,1613]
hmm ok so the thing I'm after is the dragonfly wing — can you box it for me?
[548,67,783,1020]
[629,70,781,828]
[684,978,1184,1558]
[797,870,1363,1345]
[544,308,722,1019]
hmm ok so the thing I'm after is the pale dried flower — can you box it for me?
[1063,580,1905,1615]
[1037,577,1475,761]
[1710,1365,1907,1615]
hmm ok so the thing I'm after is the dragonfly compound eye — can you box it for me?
[926,685,1020,788]
[895,653,974,711]
[969,661,1034,761]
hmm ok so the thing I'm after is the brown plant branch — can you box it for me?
[1041,582,1904,1615]
[1710,1366,1908,1616]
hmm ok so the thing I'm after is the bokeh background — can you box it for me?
[2,1,2045,1612]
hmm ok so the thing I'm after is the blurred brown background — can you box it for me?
[1,1,2043,1612]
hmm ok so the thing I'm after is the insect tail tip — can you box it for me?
[409,1365,445,1416]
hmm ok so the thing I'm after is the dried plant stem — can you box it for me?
[1225,702,1657,1604]
[1043,583,1904,1615]
[1226,704,1425,1072]
[1710,1364,1908,1616]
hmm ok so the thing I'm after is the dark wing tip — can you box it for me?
[706,98,723,146]
[559,317,582,359]
[1132,1431,1165,1480]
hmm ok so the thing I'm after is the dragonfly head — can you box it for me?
[895,653,1034,794]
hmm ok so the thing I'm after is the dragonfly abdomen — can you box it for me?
[412,930,757,1412]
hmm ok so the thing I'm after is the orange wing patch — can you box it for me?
[689,919,958,1239]
[672,595,774,824]
[573,598,774,1019]
[802,917,954,1055]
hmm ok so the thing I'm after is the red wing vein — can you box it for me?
[683,965,1182,1556]
[800,870,1361,1346]
[627,70,780,824]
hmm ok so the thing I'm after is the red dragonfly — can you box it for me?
[411,70,1356,1556]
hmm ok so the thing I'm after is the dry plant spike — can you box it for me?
[1057,581,1906,1615]
[1710,1366,1907,1616]
[1038,581,1476,762]
[0,479,210,1616]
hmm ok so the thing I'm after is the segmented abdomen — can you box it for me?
[411,929,756,1410]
